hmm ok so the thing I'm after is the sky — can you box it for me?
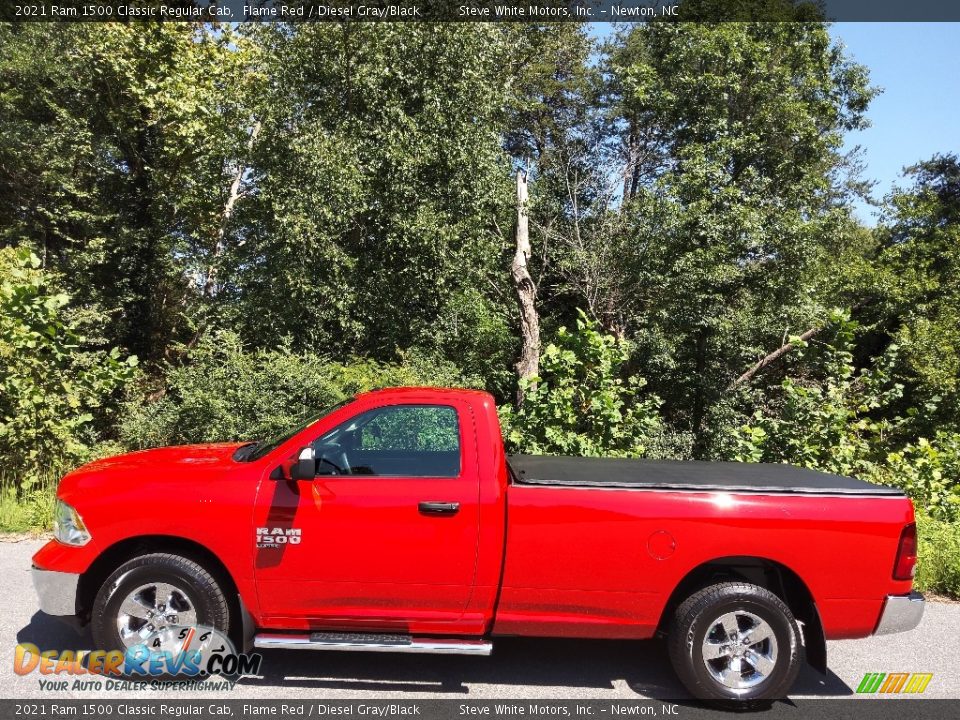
[832,23,959,224]
[588,22,959,226]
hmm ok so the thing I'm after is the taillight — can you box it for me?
[893,522,918,581]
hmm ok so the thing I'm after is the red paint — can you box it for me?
[33,387,915,643]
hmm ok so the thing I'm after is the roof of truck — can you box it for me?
[355,386,495,401]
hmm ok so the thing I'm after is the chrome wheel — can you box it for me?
[701,610,778,690]
[115,581,198,651]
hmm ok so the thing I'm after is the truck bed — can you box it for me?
[507,454,903,496]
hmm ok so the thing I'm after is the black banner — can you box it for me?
[1,699,960,720]
[3,0,960,23]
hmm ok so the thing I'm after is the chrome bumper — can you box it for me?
[874,591,925,635]
[31,565,80,617]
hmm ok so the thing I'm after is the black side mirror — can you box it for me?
[290,446,316,480]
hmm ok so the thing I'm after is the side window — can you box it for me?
[312,405,461,478]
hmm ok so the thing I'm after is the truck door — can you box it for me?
[252,398,480,629]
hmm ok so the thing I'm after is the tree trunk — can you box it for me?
[730,325,822,388]
[691,327,710,458]
[203,120,261,299]
[622,130,636,202]
[512,168,540,406]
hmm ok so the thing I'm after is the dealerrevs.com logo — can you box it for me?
[856,672,933,694]
[14,626,262,691]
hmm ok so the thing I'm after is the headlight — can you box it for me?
[53,499,91,546]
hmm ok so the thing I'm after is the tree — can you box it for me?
[224,24,516,387]
[0,24,256,363]
[511,168,540,402]
[605,21,875,454]
[866,154,960,434]
[0,247,136,482]
[500,311,662,458]
[500,24,618,337]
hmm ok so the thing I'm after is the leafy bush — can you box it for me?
[883,433,960,522]
[0,481,55,534]
[0,247,136,484]
[731,313,904,478]
[915,513,960,597]
[118,331,479,449]
[732,312,960,526]
[500,311,663,457]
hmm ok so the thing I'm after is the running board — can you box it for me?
[254,631,493,656]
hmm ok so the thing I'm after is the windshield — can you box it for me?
[235,399,352,462]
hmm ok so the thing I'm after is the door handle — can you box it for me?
[418,501,460,515]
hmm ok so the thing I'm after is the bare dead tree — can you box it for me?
[203,120,261,299]
[511,167,540,405]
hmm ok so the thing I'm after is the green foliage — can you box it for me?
[915,513,960,598]
[732,313,960,524]
[0,480,55,534]
[868,154,960,436]
[732,312,903,477]
[0,23,957,597]
[352,406,460,453]
[884,434,960,523]
[118,331,479,450]
[0,247,136,484]
[226,24,515,376]
[0,25,255,362]
[500,312,662,457]
[601,22,875,453]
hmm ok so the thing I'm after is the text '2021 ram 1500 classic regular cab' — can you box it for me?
[32,387,924,702]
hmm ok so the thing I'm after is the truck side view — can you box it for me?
[32,387,924,702]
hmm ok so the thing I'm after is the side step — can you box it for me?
[254,631,493,656]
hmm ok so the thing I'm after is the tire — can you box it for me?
[667,582,804,704]
[91,553,230,656]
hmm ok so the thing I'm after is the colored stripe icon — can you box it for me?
[857,672,933,694]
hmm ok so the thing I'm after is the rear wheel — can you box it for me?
[667,582,803,703]
[91,553,230,655]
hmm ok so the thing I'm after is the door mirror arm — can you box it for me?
[281,446,315,481]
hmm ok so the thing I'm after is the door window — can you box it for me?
[311,404,461,477]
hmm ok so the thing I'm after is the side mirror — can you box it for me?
[290,446,316,480]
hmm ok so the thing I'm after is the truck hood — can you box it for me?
[59,443,246,493]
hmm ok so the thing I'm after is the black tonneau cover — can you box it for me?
[508,455,903,496]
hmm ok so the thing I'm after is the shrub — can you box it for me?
[883,432,960,522]
[118,330,480,449]
[499,311,663,457]
[0,247,136,485]
[914,513,960,597]
[731,312,903,479]
[0,471,56,533]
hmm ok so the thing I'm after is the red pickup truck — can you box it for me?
[33,387,923,701]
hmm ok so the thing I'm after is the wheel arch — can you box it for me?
[76,534,248,651]
[658,555,827,674]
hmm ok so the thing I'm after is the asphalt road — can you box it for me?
[2,539,957,701]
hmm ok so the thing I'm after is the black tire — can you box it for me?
[91,553,230,654]
[667,582,804,704]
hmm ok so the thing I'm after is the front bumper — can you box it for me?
[874,591,925,635]
[31,565,80,617]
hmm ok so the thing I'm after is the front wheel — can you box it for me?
[91,553,230,656]
[667,582,804,703]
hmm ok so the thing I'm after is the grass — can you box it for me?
[0,475,56,534]
[915,512,960,598]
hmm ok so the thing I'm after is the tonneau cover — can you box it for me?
[508,455,903,496]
